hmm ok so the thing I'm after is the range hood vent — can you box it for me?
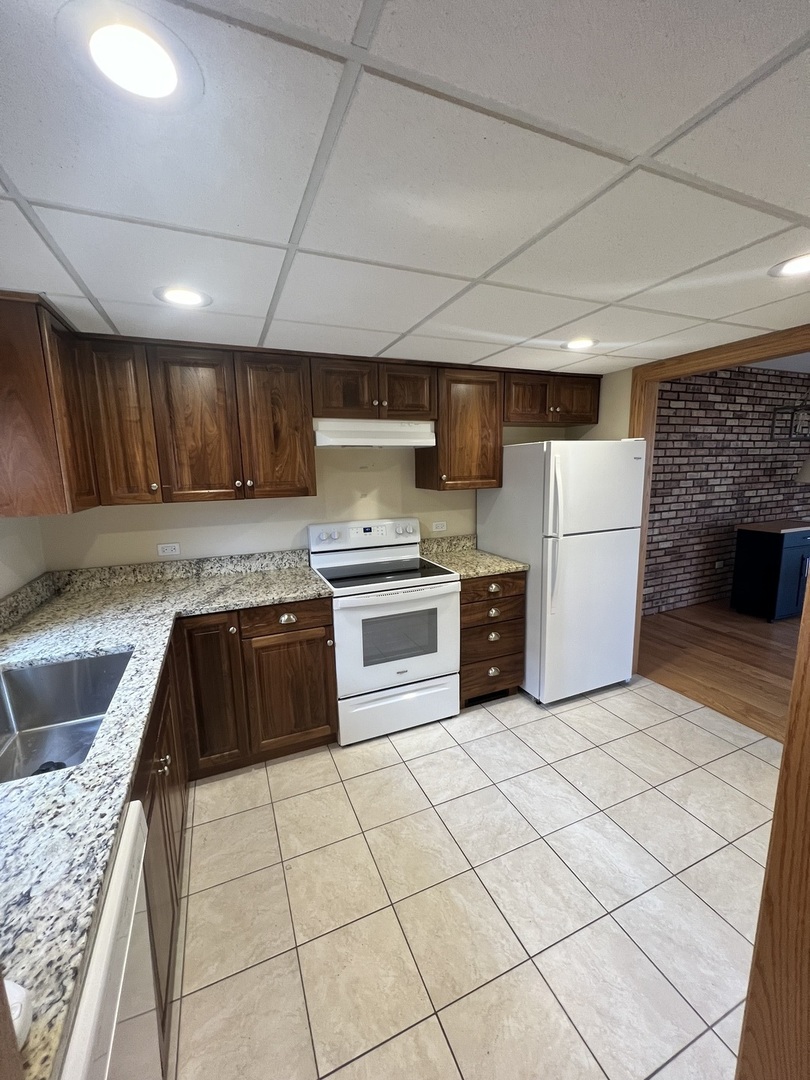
[313,418,435,448]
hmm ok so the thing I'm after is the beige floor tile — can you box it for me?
[547,813,669,910]
[188,804,280,894]
[178,951,315,1080]
[513,716,594,762]
[477,839,604,954]
[111,1008,163,1080]
[553,701,637,744]
[484,693,550,728]
[588,684,635,703]
[284,834,389,944]
[714,1002,745,1054]
[407,745,491,804]
[498,767,598,835]
[266,745,340,801]
[389,722,456,760]
[548,693,595,713]
[655,1032,737,1079]
[185,784,195,831]
[331,1018,460,1080]
[631,682,703,716]
[437,785,538,865]
[734,820,772,866]
[686,706,763,748]
[746,737,783,767]
[614,878,753,1024]
[298,908,432,1074]
[396,871,526,1009]
[679,845,765,942]
[536,917,704,1080]
[705,749,779,808]
[599,692,677,729]
[193,764,270,825]
[183,866,293,995]
[463,729,545,782]
[330,735,401,779]
[345,762,430,829]
[180,828,192,898]
[660,769,771,841]
[441,961,604,1080]
[646,716,738,765]
[171,897,188,1003]
[441,705,506,743]
[606,789,725,873]
[274,782,360,859]
[366,807,469,900]
[554,747,649,808]
[602,731,694,786]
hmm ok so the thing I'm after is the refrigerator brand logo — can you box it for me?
[396,669,408,675]
[634,456,642,460]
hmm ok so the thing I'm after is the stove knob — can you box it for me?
[330,530,340,540]
[405,524,415,534]
[318,531,329,542]
[395,525,404,535]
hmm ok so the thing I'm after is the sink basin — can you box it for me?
[0,651,133,784]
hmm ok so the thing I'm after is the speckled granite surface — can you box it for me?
[429,547,529,578]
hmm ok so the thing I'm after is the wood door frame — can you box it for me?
[628,321,810,1080]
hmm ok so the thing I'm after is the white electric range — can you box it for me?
[308,518,461,745]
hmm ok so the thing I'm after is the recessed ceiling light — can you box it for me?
[154,286,212,307]
[89,24,178,98]
[563,337,597,351]
[768,253,810,278]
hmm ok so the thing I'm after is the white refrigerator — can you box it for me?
[477,439,646,703]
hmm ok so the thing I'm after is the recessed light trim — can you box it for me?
[89,24,178,98]
[154,286,212,308]
[768,253,810,278]
[563,337,597,351]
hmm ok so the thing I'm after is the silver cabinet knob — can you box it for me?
[157,763,169,776]
[488,631,501,641]
[246,479,254,488]
[327,639,334,646]
[441,474,448,481]
[556,406,562,412]
[150,482,159,491]
[234,480,243,488]
[279,613,298,624]
[382,400,388,406]
[228,626,237,634]
[488,583,502,593]
[372,399,379,406]
[488,607,501,618]
[159,754,172,767]
[488,666,500,677]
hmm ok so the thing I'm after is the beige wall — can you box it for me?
[572,369,633,441]
[0,518,46,596]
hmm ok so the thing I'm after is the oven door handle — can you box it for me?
[332,580,461,609]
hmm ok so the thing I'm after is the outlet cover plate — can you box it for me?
[432,521,447,532]
[157,543,181,557]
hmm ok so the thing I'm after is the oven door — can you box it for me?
[332,581,461,698]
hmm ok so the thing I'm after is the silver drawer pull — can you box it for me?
[488,607,501,618]
[488,631,501,641]
[159,754,171,767]
[157,763,169,776]
[488,583,502,593]
[279,613,298,624]
[488,666,500,677]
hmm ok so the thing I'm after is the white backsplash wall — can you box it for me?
[0,518,47,595]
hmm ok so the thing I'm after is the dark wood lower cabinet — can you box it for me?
[459,572,526,706]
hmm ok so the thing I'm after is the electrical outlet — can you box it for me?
[432,521,447,532]
[157,543,181,557]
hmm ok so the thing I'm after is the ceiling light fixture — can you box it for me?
[154,286,212,307]
[563,337,597,351]
[768,253,810,278]
[89,24,178,98]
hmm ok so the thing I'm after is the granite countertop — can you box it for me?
[431,548,529,578]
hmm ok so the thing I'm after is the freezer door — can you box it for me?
[538,528,640,702]
[543,440,645,536]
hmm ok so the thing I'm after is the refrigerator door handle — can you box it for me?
[552,455,565,538]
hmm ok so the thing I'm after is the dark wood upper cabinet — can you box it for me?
[148,345,243,502]
[415,368,503,490]
[504,372,554,424]
[311,357,379,418]
[554,375,600,423]
[235,353,316,498]
[87,341,162,505]
[379,363,437,420]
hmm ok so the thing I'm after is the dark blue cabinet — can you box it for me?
[731,523,810,621]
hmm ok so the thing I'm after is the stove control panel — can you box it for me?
[308,518,421,552]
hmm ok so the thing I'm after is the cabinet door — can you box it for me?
[503,372,555,424]
[88,341,162,504]
[143,771,177,1044]
[311,358,379,418]
[235,353,316,497]
[416,368,502,490]
[243,626,337,757]
[175,612,251,778]
[553,375,600,424]
[776,542,810,619]
[148,346,243,501]
[379,363,437,420]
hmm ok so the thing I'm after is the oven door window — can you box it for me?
[361,608,438,667]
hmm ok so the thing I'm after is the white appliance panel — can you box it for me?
[542,440,646,536]
[338,674,459,745]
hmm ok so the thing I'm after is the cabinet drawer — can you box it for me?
[461,595,525,628]
[461,572,526,604]
[461,652,524,700]
[239,598,333,637]
[461,620,525,665]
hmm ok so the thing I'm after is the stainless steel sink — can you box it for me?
[0,651,133,784]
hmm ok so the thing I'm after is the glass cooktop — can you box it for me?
[318,557,453,589]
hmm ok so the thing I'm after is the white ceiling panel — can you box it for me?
[614,321,764,360]
[491,171,785,301]
[0,1,342,241]
[658,52,810,215]
[192,0,364,42]
[44,294,113,333]
[415,284,600,344]
[479,347,581,371]
[274,253,462,331]
[103,302,266,345]
[301,72,623,276]
[263,321,397,355]
[369,0,809,155]
[720,291,810,331]
[381,336,499,364]
[556,355,651,374]
[37,211,286,316]
[631,228,810,320]
[0,202,78,293]
[525,305,700,354]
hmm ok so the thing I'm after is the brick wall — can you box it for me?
[643,365,810,615]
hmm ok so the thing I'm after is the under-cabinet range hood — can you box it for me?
[313,418,436,447]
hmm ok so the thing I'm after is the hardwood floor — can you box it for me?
[637,599,799,742]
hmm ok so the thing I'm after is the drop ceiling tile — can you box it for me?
[416,285,600,345]
[263,321,398,355]
[658,52,810,215]
[37,211,286,316]
[0,202,78,293]
[720,291,810,331]
[615,322,765,360]
[301,72,623,276]
[0,1,342,241]
[274,254,462,332]
[44,294,114,333]
[369,0,809,155]
[491,172,785,301]
[481,347,579,371]
[381,336,499,364]
[526,306,700,354]
[557,355,653,375]
[192,0,364,41]
[631,228,810,319]
[103,303,266,346]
